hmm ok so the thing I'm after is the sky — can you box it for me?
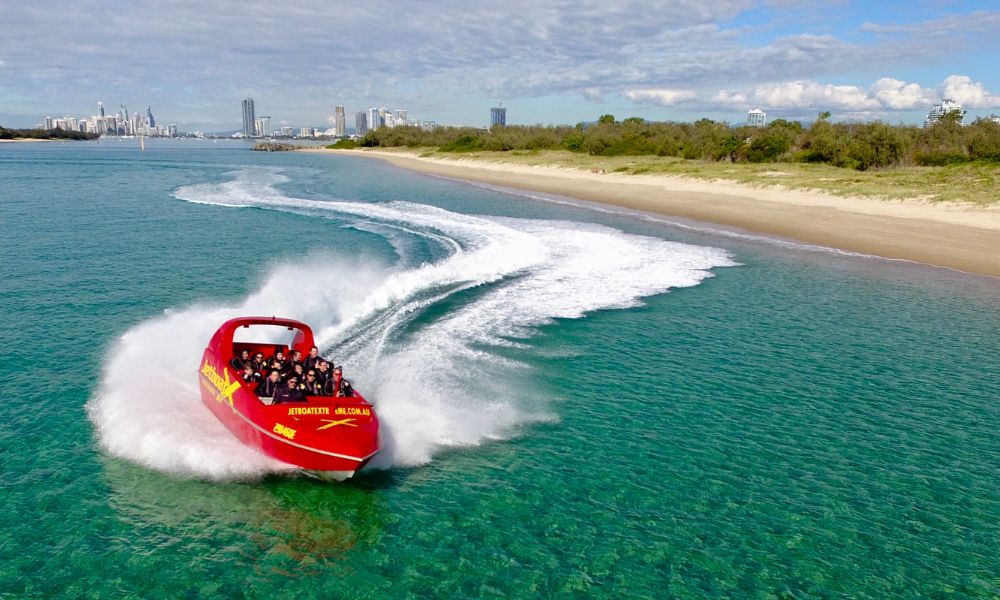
[1,0,999,130]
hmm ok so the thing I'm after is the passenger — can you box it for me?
[269,348,288,372]
[255,370,283,398]
[272,376,305,404]
[251,352,267,373]
[289,350,304,372]
[303,346,324,372]
[325,365,356,397]
[322,366,340,396]
[303,370,322,395]
[269,360,286,379]
[292,363,305,382]
[315,360,331,384]
[241,364,261,385]
[229,350,250,371]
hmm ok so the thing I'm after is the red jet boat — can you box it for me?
[198,316,380,481]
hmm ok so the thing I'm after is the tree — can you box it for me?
[597,114,616,125]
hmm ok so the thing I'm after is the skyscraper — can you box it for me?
[335,105,346,137]
[242,98,257,137]
[490,106,506,127]
[746,108,766,127]
[98,102,104,118]
[356,111,368,136]
[368,107,381,130]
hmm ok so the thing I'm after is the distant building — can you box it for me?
[279,126,294,137]
[924,99,965,127]
[168,124,178,137]
[393,109,407,122]
[747,108,766,127]
[98,102,105,118]
[356,111,368,136]
[368,107,384,130]
[299,127,312,137]
[242,98,257,137]
[255,116,271,137]
[490,106,506,127]
[334,105,346,137]
[991,115,1000,125]
[146,106,155,128]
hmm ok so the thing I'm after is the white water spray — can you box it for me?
[88,168,736,480]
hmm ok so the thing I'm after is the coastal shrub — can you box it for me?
[439,133,484,152]
[343,112,1000,171]
[327,139,357,149]
[846,123,908,170]
[746,134,791,162]
[966,119,1000,162]
[562,134,585,152]
[914,151,969,166]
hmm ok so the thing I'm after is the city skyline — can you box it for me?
[2,1,1000,130]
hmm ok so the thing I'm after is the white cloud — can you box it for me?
[653,75,1000,116]
[752,81,880,110]
[869,78,934,109]
[940,75,1000,108]
[580,87,605,102]
[622,88,697,106]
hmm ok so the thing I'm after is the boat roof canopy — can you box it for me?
[209,316,315,354]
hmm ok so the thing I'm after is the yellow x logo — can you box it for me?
[317,418,357,430]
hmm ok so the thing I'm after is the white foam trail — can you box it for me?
[89,168,736,479]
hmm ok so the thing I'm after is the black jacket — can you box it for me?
[272,385,305,405]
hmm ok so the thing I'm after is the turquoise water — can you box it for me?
[1,140,998,598]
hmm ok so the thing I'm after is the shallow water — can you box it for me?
[1,140,998,598]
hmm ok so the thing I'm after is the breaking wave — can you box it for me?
[87,168,736,480]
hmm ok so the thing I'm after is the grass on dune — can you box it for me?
[393,149,1000,207]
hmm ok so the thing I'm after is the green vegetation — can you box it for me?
[356,114,1000,173]
[347,114,1000,205]
[325,139,358,150]
[0,125,99,141]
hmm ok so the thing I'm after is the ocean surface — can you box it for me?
[1,140,998,599]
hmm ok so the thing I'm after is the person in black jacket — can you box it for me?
[272,376,305,404]
[250,352,267,373]
[240,364,261,385]
[303,346,324,372]
[315,360,331,385]
[230,350,250,371]
[268,348,288,373]
[303,370,322,395]
[255,370,283,398]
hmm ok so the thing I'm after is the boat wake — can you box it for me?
[88,168,736,480]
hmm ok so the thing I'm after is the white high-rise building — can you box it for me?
[356,111,368,136]
[367,107,382,130]
[924,99,965,127]
[255,116,271,137]
[746,108,766,127]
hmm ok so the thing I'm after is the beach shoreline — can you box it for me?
[303,148,1000,278]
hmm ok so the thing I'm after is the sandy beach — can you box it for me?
[304,148,1000,278]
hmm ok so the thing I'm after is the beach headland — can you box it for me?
[303,148,1000,278]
